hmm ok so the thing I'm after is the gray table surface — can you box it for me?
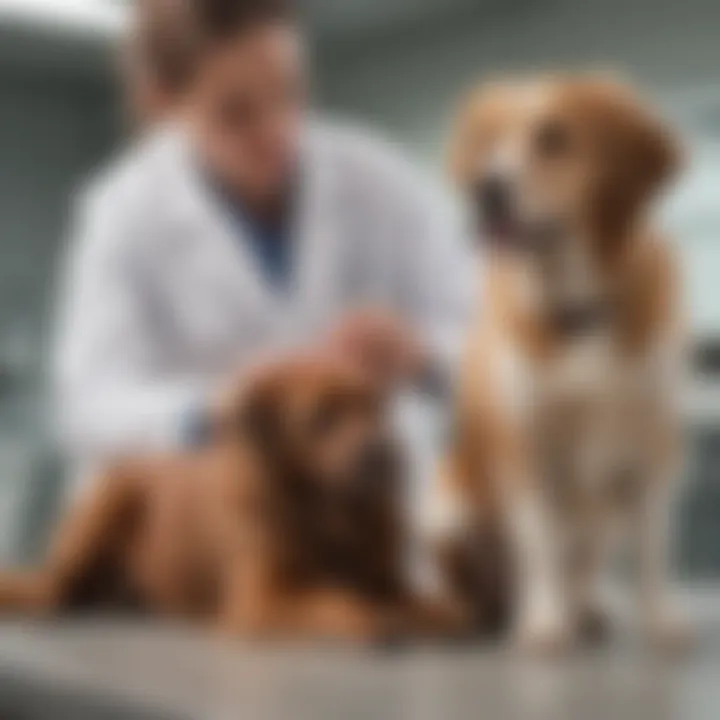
[1,589,719,720]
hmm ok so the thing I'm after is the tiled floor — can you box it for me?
[0,591,719,720]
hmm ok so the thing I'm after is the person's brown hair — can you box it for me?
[190,0,294,43]
[134,0,294,91]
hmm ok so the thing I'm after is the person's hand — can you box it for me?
[325,309,428,388]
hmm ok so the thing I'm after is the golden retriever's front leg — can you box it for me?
[631,410,691,651]
[635,479,691,651]
[505,483,570,653]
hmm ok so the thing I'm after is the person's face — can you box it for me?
[187,23,307,202]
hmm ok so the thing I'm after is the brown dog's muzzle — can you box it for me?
[356,437,398,485]
[339,436,401,508]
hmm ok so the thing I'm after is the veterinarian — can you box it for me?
[54,0,473,490]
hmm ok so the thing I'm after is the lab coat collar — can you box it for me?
[163,121,343,326]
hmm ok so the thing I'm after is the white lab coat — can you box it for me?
[54,118,475,490]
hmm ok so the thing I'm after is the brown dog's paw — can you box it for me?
[419,600,473,638]
[381,598,474,646]
[309,594,383,643]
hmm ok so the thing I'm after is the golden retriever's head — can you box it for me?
[229,358,400,505]
[449,75,679,262]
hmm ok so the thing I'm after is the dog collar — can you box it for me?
[549,300,612,337]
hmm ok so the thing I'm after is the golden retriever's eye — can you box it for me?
[535,120,572,158]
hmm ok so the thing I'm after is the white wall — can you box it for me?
[0,70,116,559]
[319,0,720,157]
[0,71,115,400]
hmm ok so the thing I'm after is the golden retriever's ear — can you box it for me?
[591,82,681,246]
[622,101,679,200]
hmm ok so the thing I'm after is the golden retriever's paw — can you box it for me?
[513,614,572,656]
[645,610,694,654]
[576,605,613,644]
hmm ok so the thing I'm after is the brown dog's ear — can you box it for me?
[589,80,681,248]
[235,382,281,454]
[210,367,282,453]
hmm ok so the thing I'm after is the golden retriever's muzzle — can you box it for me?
[473,172,567,254]
[473,173,519,248]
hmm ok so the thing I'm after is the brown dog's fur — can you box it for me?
[432,75,687,651]
[0,359,440,641]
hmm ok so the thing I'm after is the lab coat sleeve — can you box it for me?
[394,176,476,389]
[53,186,207,462]
[387,174,476,515]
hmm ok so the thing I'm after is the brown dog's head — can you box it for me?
[448,74,679,265]
[227,357,400,506]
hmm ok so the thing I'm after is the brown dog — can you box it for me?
[427,75,689,652]
[0,358,437,642]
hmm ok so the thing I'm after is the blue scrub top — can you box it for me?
[210,176,295,291]
[227,202,293,290]
[181,177,295,447]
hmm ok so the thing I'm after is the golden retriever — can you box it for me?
[427,74,689,652]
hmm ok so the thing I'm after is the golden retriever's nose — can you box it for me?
[474,174,517,241]
[479,175,511,216]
